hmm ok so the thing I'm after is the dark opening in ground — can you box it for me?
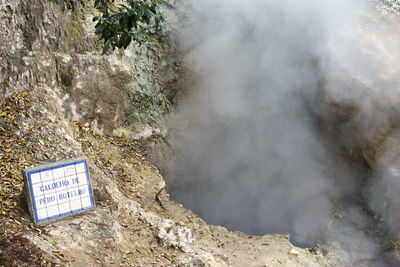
[160,0,400,265]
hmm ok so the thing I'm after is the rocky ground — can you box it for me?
[0,86,336,266]
[3,0,400,266]
[0,1,337,265]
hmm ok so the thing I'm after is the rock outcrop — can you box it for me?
[3,0,400,266]
[0,0,181,137]
[0,84,332,266]
[0,0,334,266]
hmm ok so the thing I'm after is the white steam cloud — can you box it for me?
[166,0,400,263]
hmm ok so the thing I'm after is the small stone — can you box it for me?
[289,248,299,256]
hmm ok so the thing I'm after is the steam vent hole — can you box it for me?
[163,0,400,265]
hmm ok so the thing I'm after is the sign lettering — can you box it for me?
[23,157,95,224]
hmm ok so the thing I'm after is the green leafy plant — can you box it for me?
[93,0,166,54]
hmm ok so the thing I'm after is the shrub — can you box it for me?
[93,0,166,54]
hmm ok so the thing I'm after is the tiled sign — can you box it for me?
[22,157,95,224]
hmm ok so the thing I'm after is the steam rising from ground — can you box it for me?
[167,0,400,263]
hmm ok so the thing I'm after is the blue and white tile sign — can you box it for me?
[23,157,95,224]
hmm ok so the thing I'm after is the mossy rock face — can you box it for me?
[2,0,179,137]
[20,0,45,50]
[18,0,93,53]
[60,64,76,88]
[127,91,169,126]
[63,11,84,51]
